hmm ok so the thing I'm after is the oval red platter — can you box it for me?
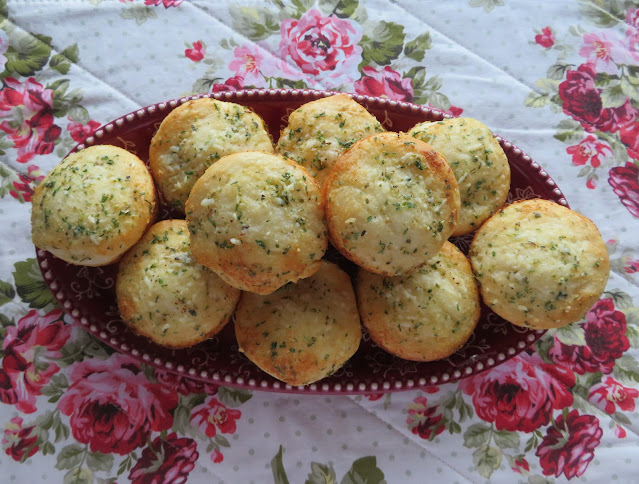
[36,89,567,395]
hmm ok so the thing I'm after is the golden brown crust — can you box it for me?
[277,94,384,187]
[407,117,511,236]
[469,199,610,329]
[234,261,361,386]
[31,145,156,266]
[324,132,460,276]
[149,98,274,210]
[186,151,327,295]
[356,242,480,361]
[116,220,240,348]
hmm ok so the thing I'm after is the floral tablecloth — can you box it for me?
[1,0,638,482]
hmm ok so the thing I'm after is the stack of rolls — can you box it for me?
[30,94,610,386]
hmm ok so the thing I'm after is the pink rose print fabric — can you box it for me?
[460,352,575,433]
[128,432,198,484]
[279,9,362,87]
[536,410,602,479]
[58,354,178,454]
[354,66,414,101]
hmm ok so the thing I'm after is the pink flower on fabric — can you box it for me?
[588,376,639,414]
[512,457,530,474]
[10,164,45,203]
[0,309,70,414]
[558,63,602,127]
[535,27,555,48]
[536,410,602,479]
[67,118,101,144]
[354,66,414,102]
[144,0,182,7]
[579,32,620,74]
[229,45,265,85]
[190,396,241,438]
[58,354,178,455]
[459,352,575,433]
[627,8,639,29]
[609,161,639,218]
[2,416,39,462]
[566,135,611,168]
[625,259,639,274]
[128,432,198,484]
[0,77,62,163]
[614,425,627,438]
[279,9,363,87]
[210,448,224,463]
[185,41,205,62]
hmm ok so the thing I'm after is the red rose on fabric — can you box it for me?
[406,396,445,440]
[550,298,630,374]
[620,121,639,159]
[67,118,101,144]
[128,432,198,484]
[279,9,362,87]
[190,396,241,438]
[155,369,219,396]
[185,41,205,62]
[588,376,639,414]
[210,448,224,463]
[609,161,639,218]
[558,64,602,127]
[354,66,414,102]
[2,417,39,462]
[512,457,530,474]
[0,309,70,413]
[614,425,627,438]
[566,135,611,167]
[210,76,244,93]
[535,27,555,48]
[459,353,575,433]
[10,164,45,202]
[446,105,464,117]
[0,77,62,163]
[536,410,602,479]
[58,354,178,455]
[594,101,638,133]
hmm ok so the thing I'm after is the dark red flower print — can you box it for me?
[536,410,602,479]
[354,66,414,102]
[0,77,61,163]
[406,396,445,440]
[185,41,205,62]
[566,135,612,168]
[128,432,198,484]
[58,354,178,455]
[459,353,575,433]
[535,27,555,48]
[588,376,639,414]
[0,309,70,413]
[609,161,639,218]
[550,298,630,374]
[190,396,241,438]
[2,417,39,462]
[154,369,219,396]
[558,63,602,127]
[210,76,245,93]
[594,101,638,133]
[66,118,101,144]
[279,8,362,87]
[620,121,639,159]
